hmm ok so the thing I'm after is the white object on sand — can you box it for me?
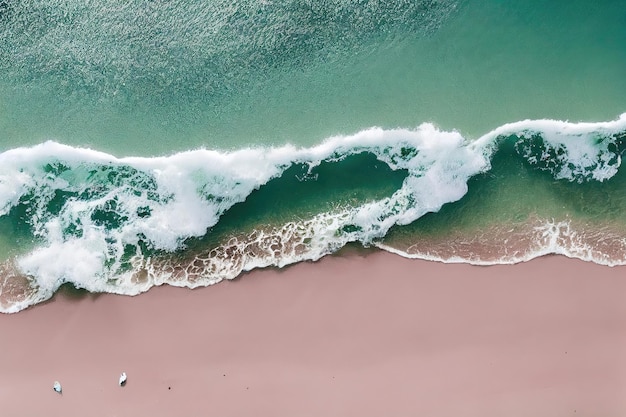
[53,381,62,393]
[119,372,127,386]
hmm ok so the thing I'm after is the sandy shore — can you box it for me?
[1,251,625,416]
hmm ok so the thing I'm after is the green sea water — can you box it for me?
[0,0,623,154]
[0,0,625,312]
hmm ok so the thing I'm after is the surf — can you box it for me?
[0,114,625,313]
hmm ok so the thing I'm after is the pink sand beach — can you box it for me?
[1,252,625,416]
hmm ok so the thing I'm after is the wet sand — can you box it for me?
[1,252,625,416]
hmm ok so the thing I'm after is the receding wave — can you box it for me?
[1,114,625,312]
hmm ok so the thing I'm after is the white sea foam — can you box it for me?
[0,114,624,312]
[475,113,626,182]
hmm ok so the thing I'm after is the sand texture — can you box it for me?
[1,252,626,416]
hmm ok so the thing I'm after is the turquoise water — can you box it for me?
[0,0,624,312]
[1,0,624,153]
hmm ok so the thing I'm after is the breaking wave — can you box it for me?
[0,114,625,312]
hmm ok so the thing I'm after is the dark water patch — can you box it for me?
[511,131,624,183]
[382,134,626,247]
[330,241,380,259]
[91,198,129,229]
[0,0,11,20]
[185,152,408,250]
[54,282,102,302]
[505,131,626,221]
[0,194,41,247]
[548,160,626,221]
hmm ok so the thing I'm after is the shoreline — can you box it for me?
[1,251,626,416]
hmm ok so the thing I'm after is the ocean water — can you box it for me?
[0,0,624,312]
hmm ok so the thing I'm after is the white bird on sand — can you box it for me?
[119,372,127,387]
[53,381,62,394]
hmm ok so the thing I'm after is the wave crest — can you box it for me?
[1,114,625,312]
